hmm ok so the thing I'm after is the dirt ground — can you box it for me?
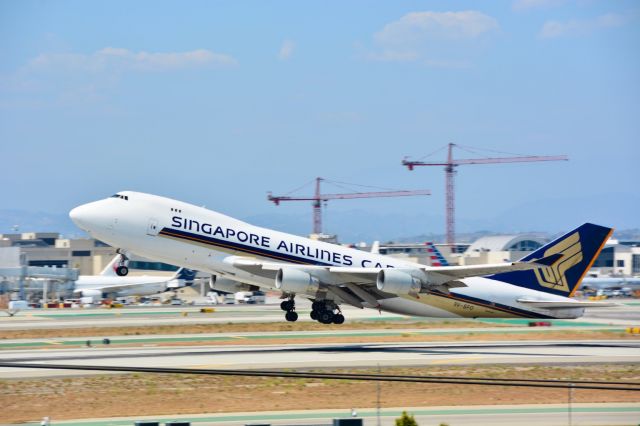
[0,319,497,339]
[1,365,638,423]
[155,329,637,347]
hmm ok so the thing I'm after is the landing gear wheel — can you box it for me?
[115,265,129,277]
[318,311,334,324]
[332,314,345,324]
[280,300,294,311]
[285,311,298,322]
[311,301,323,311]
[310,310,318,320]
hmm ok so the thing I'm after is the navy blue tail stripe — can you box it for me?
[159,227,334,266]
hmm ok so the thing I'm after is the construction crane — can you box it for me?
[402,143,568,247]
[268,177,431,235]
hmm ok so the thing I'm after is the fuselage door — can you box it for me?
[147,218,160,236]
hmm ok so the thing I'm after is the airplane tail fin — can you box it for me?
[99,255,122,276]
[426,242,449,267]
[173,268,196,282]
[490,223,613,297]
[371,241,380,254]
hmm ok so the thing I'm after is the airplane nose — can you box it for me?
[69,203,98,231]
[69,205,86,228]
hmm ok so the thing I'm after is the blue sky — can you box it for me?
[1,0,638,239]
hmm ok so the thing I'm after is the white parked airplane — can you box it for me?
[73,254,195,300]
[70,191,614,323]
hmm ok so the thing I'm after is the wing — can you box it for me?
[225,254,560,283]
[73,282,162,294]
[222,254,563,308]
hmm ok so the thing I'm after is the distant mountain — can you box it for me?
[0,209,83,238]
[1,191,637,243]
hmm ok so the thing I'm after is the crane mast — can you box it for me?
[403,143,568,248]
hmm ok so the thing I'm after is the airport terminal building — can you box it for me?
[1,231,638,283]
[0,232,177,276]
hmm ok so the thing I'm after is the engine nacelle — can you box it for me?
[376,269,422,295]
[79,289,102,299]
[209,276,255,293]
[275,269,320,295]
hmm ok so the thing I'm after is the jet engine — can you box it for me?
[275,269,320,295]
[209,276,256,293]
[376,269,422,295]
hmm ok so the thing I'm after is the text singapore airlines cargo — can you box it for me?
[70,191,615,324]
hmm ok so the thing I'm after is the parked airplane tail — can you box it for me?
[174,268,196,282]
[426,242,449,266]
[99,255,122,276]
[490,223,613,297]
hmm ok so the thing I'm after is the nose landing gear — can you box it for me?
[280,296,298,322]
[114,251,130,277]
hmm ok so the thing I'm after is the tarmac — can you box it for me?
[11,403,640,426]
[1,338,639,379]
[1,298,639,330]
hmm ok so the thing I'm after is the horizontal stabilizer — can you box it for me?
[533,253,563,267]
[517,298,618,309]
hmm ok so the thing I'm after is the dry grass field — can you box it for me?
[1,365,638,423]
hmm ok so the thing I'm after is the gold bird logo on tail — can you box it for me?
[533,232,583,293]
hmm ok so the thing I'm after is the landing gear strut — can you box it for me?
[280,296,298,322]
[114,251,129,276]
[311,300,344,325]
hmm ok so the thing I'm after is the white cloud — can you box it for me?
[367,11,498,64]
[539,13,629,38]
[512,0,566,12]
[375,11,499,46]
[278,40,295,60]
[29,47,237,72]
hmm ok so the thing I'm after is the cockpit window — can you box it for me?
[110,194,129,200]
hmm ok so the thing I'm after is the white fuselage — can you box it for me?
[70,191,584,319]
[74,275,174,297]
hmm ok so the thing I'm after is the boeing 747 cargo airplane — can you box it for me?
[70,191,614,324]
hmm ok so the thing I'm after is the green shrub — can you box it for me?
[395,410,418,426]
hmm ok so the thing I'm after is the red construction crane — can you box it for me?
[268,177,431,235]
[402,143,568,247]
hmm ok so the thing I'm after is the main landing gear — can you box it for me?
[114,251,130,276]
[280,297,298,322]
[311,300,344,325]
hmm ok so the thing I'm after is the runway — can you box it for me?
[0,300,408,330]
[18,404,639,426]
[2,339,639,378]
[3,299,640,331]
